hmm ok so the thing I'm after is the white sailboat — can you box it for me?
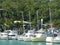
[46,7,60,43]
[18,11,34,41]
[31,28,47,42]
[46,29,60,43]
[31,10,47,42]
[18,11,24,41]
[23,30,35,41]
[18,34,24,41]
[23,11,35,41]
[46,33,60,43]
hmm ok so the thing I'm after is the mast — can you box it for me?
[29,11,31,30]
[49,7,52,28]
[36,10,39,30]
[47,0,52,28]
[22,11,24,31]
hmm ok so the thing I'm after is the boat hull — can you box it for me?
[0,33,8,40]
[31,37,46,42]
[0,36,8,40]
[8,36,17,40]
[46,37,60,43]
[18,36,24,41]
[23,37,32,41]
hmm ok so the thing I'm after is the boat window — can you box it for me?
[1,34,3,36]
[25,35,27,37]
[29,35,34,36]
[33,35,36,37]
[35,32,45,34]
[35,32,39,34]
[54,34,57,37]
[5,34,7,35]
[7,31,10,33]
[42,33,45,34]
[8,35,15,36]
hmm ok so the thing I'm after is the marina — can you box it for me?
[0,0,60,45]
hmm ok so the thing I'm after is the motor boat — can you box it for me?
[0,32,8,40]
[7,30,18,40]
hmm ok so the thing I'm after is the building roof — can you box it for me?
[14,21,31,24]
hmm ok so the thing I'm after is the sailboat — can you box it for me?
[31,10,47,42]
[46,8,60,43]
[18,11,25,41]
[46,29,60,43]
[23,11,35,41]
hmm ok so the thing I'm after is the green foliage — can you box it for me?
[0,0,60,29]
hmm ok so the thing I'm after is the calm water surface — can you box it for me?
[0,40,60,45]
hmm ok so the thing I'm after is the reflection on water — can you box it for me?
[0,40,19,45]
[30,42,46,45]
[0,40,60,45]
[46,43,53,45]
[46,42,60,45]
[0,40,46,45]
[20,41,46,45]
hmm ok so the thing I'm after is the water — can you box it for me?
[0,40,60,45]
